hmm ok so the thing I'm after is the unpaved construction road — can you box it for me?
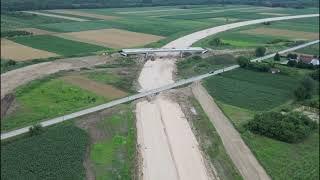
[136,14,317,180]
[192,83,270,180]
[1,56,106,99]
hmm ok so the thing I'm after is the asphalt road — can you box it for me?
[1,40,318,140]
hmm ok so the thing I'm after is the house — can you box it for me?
[298,55,319,66]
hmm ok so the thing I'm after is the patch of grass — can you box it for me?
[190,98,242,180]
[242,129,319,180]
[90,104,136,180]
[204,69,301,111]
[1,122,88,179]
[2,77,106,131]
[177,54,237,78]
[295,43,319,56]
[10,35,106,56]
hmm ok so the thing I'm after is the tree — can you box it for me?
[274,52,280,61]
[236,56,250,68]
[287,53,298,59]
[294,76,315,101]
[255,47,266,57]
[287,60,297,67]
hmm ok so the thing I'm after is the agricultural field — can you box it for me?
[204,68,301,111]
[203,67,319,179]
[55,28,164,48]
[294,43,319,56]
[10,35,106,56]
[194,16,319,52]
[1,122,88,179]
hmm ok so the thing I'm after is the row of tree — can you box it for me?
[1,0,318,12]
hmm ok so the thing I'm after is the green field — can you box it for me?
[10,35,106,56]
[295,43,320,56]
[191,98,242,180]
[2,76,106,131]
[204,69,301,111]
[219,101,319,180]
[1,122,88,179]
[177,54,237,78]
[90,104,136,179]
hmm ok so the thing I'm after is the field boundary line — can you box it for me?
[1,40,318,140]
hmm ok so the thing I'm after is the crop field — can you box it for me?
[10,35,106,56]
[240,28,319,40]
[1,122,88,179]
[1,77,106,131]
[89,104,136,179]
[177,54,237,78]
[204,69,301,111]
[1,39,58,61]
[295,43,319,56]
[46,9,118,20]
[62,75,128,99]
[56,28,164,48]
[218,101,319,180]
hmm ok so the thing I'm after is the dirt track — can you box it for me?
[191,82,270,180]
[1,56,106,98]
[47,10,118,20]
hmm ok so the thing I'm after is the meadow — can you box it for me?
[90,104,136,179]
[295,43,319,56]
[1,76,106,131]
[1,122,88,179]
[219,101,319,180]
[204,69,301,111]
[10,35,106,56]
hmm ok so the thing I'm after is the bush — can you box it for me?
[287,60,297,67]
[294,76,316,101]
[309,69,319,81]
[236,56,250,68]
[255,47,266,57]
[247,62,271,72]
[29,124,43,136]
[247,111,317,143]
[274,53,280,61]
[287,53,298,59]
[208,38,223,46]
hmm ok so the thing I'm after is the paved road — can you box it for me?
[192,82,270,180]
[1,40,318,140]
[164,14,319,48]
[23,11,89,21]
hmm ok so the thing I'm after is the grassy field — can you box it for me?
[219,101,319,180]
[1,76,106,131]
[10,35,106,56]
[295,43,319,56]
[190,98,242,180]
[204,69,301,111]
[1,122,88,179]
[177,54,237,78]
[90,104,136,179]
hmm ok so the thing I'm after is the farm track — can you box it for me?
[192,82,270,180]
[23,11,89,21]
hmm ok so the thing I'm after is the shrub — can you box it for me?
[29,124,43,136]
[287,53,298,59]
[287,60,297,67]
[255,47,266,57]
[309,69,319,81]
[208,38,223,46]
[294,76,316,101]
[192,55,202,60]
[274,53,280,61]
[236,56,250,68]
[247,111,317,143]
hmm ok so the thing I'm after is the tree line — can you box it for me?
[1,0,318,12]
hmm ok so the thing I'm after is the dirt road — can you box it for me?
[191,82,270,180]
[23,11,89,21]
[1,56,106,98]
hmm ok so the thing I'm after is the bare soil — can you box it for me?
[1,93,15,119]
[1,39,59,61]
[61,75,127,99]
[55,28,164,48]
[240,27,319,40]
[47,10,118,20]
